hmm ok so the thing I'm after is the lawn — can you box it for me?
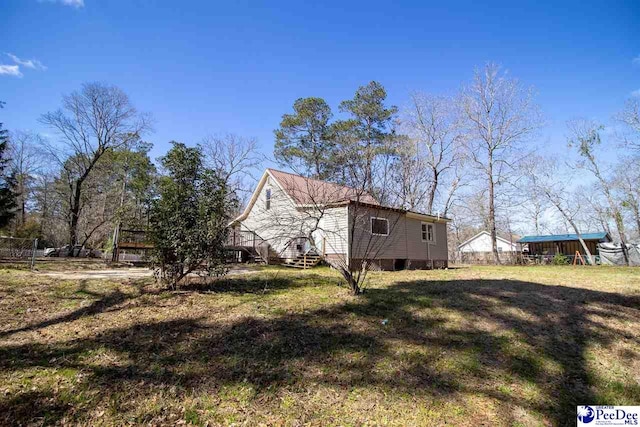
[1,264,639,426]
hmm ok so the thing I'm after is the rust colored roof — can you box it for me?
[267,168,379,206]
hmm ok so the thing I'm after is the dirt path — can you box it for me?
[37,268,153,280]
[36,266,259,281]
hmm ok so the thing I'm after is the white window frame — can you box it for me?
[265,188,272,210]
[421,222,436,244]
[370,217,389,236]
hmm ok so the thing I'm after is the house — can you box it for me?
[457,231,520,264]
[227,168,450,270]
[517,232,612,259]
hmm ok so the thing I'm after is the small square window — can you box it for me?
[371,217,389,236]
[422,223,434,242]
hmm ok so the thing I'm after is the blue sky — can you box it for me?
[1,0,638,162]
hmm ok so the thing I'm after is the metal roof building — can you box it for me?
[517,232,612,257]
[518,232,611,244]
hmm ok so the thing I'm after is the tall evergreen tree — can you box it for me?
[333,81,398,193]
[0,102,17,229]
[274,97,335,179]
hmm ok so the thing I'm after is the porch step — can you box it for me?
[283,254,322,269]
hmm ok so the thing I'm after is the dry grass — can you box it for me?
[1,264,639,426]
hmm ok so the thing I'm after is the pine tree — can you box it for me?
[0,101,17,229]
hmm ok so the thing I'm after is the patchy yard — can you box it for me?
[0,264,639,426]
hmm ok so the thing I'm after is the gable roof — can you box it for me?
[231,168,450,225]
[266,168,379,205]
[457,230,519,250]
[517,232,611,243]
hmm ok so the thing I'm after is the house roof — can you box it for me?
[517,232,611,243]
[457,230,519,250]
[266,168,379,205]
[267,169,450,222]
[326,199,450,222]
[231,169,451,225]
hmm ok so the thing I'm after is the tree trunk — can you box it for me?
[69,179,82,256]
[347,272,362,295]
[337,265,362,295]
[550,197,594,265]
[19,178,26,226]
[111,175,128,262]
[39,180,49,240]
[487,160,501,264]
[427,167,438,214]
[632,201,640,237]
[587,155,629,265]
[613,210,630,265]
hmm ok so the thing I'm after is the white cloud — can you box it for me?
[39,0,85,8]
[6,53,47,70]
[631,89,640,98]
[633,55,640,66]
[0,65,23,77]
[61,0,84,7]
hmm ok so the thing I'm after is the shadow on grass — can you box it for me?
[180,274,305,294]
[1,275,639,425]
[0,279,156,339]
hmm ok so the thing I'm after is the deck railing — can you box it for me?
[226,229,261,248]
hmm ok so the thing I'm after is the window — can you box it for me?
[421,222,435,243]
[371,217,389,236]
[265,188,271,210]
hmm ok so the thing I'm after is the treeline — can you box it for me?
[0,84,259,259]
[272,64,640,263]
[1,63,639,266]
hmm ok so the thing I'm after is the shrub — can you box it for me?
[148,142,235,289]
[552,253,570,265]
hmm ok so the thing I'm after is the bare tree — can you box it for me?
[201,133,262,212]
[399,93,465,213]
[40,82,150,254]
[617,98,640,152]
[568,119,629,264]
[525,157,595,264]
[577,189,612,236]
[389,135,431,211]
[527,193,547,235]
[440,163,468,217]
[7,130,45,227]
[613,157,640,238]
[461,63,542,264]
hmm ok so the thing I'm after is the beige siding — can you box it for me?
[349,205,407,260]
[241,177,307,254]
[349,205,448,263]
[238,172,449,266]
[404,218,449,261]
[312,206,349,256]
[240,175,340,257]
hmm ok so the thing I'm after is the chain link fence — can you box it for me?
[0,236,40,268]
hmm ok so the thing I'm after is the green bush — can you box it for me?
[148,142,235,289]
[552,253,570,265]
